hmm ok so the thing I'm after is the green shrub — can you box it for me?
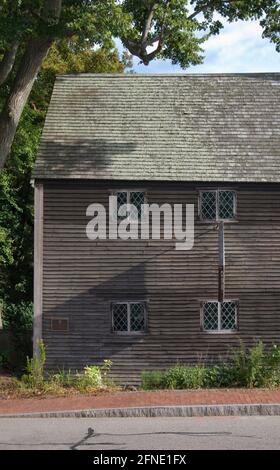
[230,341,280,388]
[49,368,76,388]
[260,344,280,387]
[100,359,113,385]
[163,365,206,389]
[0,351,9,370]
[141,370,165,390]
[21,340,46,388]
[2,301,33,362]
[50,360,114,390]
[83,366,102,388]
[204,364,234,388]
[140,342,280,390]
[231,341,263,387]
[75,360,113,391]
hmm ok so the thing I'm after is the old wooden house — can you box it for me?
[33,73,280,383]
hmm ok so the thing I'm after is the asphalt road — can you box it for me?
[0,416,279,450]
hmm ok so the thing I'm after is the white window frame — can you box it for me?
[200,300,238,334]
[198,189,237,223]
[111,301,147,335]
[111,189,147,223]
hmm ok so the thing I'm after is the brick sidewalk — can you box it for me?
[1,388,280,415]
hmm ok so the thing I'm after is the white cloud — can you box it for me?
[123,19,280,74]
[204,21,262,51]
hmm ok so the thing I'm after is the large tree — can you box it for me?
[0,43,129,307]
[0,40,129,361]
[0,0,279,168]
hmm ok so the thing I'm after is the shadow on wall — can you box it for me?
[42,260,150,373]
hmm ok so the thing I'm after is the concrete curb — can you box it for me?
[1,403,280,418]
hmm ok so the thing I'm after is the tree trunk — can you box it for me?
[0,42,19,87]
[0,38,52,168]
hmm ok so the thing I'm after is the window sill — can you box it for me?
[201,329,238,335]
[197,220,239,225]
[111,331,147,336]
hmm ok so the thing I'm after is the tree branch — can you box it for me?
[141,2,159,45]
[43,0,62,20]
[123,0,171,65]
[143,22,166,64]
[0,43,19,87]
[187,0,239,21]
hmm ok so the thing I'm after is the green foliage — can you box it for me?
[77,365,103,390]
[0,351,9,370]
[2,301,33,333]
[76,360,113,390]
[141,370,165,390]
[50,368,75,388]
[163,364,206,389]
[0,357,116,397]
[2,301,33,361]
[100,359,113,382]
[121,0,279,65]
[22,339,46,388]
[203,364,233,388]
[141,342,280,390]
[0,104,42,305]
[231,340,264,388]
[0,1,278,74]
[21,353,114,394]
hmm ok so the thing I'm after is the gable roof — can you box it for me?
[33,73,280,182]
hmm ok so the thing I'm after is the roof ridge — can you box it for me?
[56,72,280,79]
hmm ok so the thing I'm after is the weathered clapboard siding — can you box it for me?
[40,180,280,383]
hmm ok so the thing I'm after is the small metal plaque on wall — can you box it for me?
[50,318,69,332]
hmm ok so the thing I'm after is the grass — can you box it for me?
[0,373,119,399]
[0,344,118,399]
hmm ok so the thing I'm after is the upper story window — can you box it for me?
[112,302,147,334]
[199,190,236,222]
[116,191,145,220]
[201,300,238,333]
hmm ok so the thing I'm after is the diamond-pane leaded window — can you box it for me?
[201,192,216,221]
[117,192,127,213]
[200,190,236,222]
[203,302,219,330]
[202,301,237,332]
[130,303,145,331]
[130,192,145,220]
[112,302,146,334]
[221,302,237,330]
[115,191,145,220]
[219,191,235,219]
[112,303,128,332]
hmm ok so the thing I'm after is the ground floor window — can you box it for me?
[114,190,145,220]
[199,189,236,222]
[201,300,238,332]
[112,302,146,334]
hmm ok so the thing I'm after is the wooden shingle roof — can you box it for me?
[33,73,280,182]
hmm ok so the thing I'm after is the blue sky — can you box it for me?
[121,17,280,74]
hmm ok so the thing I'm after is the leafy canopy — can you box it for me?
[0,1,279,70]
